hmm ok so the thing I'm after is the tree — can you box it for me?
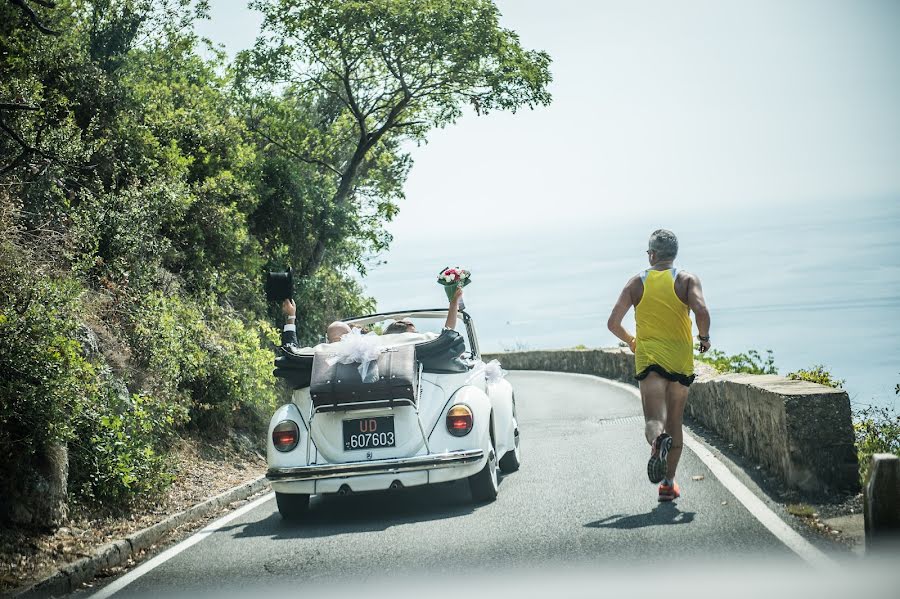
[239,0,552,277]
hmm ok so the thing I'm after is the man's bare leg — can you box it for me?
[663,381,689,480]
[639,371,667,444]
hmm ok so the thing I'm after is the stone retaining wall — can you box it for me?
[483,348,860,494]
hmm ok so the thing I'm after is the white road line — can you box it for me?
[680,432,835,568]
[511,370,837,568]
[87,492,275,599]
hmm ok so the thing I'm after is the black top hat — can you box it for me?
[265,268,294,303]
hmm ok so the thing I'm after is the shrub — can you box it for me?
[187,311,279,433]
[69,386,186,506]
[854,405,900,484]
[126,290,206,401]
[0,258,95,458]
[0,235,181,508]
[125,290,280,435]
[786,365,845,388]
[695,348,778,375]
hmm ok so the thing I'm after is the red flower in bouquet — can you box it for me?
[437,266,471,300]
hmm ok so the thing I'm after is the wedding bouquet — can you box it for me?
[437,266,471,301]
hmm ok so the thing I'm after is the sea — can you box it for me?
[359,196,900,411]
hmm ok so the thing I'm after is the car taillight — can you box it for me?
[272,420,300,452]
[446,404,474,437]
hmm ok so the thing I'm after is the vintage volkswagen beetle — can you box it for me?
[266,308,520,520]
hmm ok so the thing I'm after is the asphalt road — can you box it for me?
[89,371,819,598]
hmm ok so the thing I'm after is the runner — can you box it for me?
[607,229,711,501]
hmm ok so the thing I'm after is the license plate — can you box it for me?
[343,416,396,451]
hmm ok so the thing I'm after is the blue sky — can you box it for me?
[195,0,900,239]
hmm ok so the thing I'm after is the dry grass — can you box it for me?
[786,503,817,518]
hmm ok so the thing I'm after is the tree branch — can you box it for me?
[248,121,344,177]
[0,102,40,112]
[333,32,368,138]
[341,66,367,138]
[0,149,30,176]
[392,120,426,129]
[0,119,32,152]
[9,0,60,36]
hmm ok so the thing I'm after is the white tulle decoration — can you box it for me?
[466,359,507,385]
[326,328,383,383]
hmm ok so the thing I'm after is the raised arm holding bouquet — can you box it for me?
[444,287,464,330]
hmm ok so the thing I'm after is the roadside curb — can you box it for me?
[13,476,270,598]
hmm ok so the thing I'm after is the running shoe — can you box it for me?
[658,481,681,502]
[647,433,672,484]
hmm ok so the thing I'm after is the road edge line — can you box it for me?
[86,491,275,599]
[509,369,837,568]
[13,476,270,598]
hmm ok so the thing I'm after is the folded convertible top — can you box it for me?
[273,329,468,389]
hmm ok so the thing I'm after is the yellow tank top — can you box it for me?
[634,269,694,377]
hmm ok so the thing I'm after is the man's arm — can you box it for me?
[687,274,711,353]
[607,277,638,353]
[444,288,464,330]
[281,298,299,346]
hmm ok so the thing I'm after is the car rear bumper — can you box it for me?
[267,449,484,483]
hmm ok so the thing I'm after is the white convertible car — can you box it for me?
[266,308,520,520]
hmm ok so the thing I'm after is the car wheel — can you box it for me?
[499,424,520,473]
[275,492,310,520]
[468,442,499,503]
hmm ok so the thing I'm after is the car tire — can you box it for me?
[468,442,499,503]
[275,492,310,520]
[499,426,521,473]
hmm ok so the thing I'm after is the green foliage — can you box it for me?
[0,230,180,506]
[0,0,549,514]
[240,0,552,276]
[854,405,900,484]
[695,348,778,375]
[0,236,95,457]
[0,1,298,510]
[127,291,207,398]
[786,365,845,389]
[70,388,186,505]
[187,312,280,433]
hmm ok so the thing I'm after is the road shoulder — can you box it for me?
[6,436,269,597]
[515,370,860,560]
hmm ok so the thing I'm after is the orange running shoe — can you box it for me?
[658,481,681,502]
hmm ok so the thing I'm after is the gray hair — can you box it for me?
[649,229,678,260]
